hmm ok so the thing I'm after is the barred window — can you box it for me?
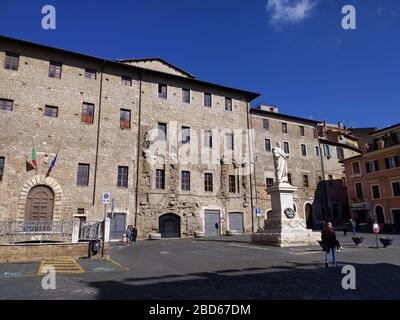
[283,141,290,154]
[181,171,190,191]
[204,173,213,192]
[77,163,90,186]
[302,174,310,188]
[44,105,58,118]
[0,98,13,111]
[0,157,5,181]
[85,68,97,80]
[282,122,288,133]
[49,61,62,79]
[301,144,307,156]
[204,93,212,107]
[182,88,190,103]
[158,84,167,99]
[299,126,305,136]
[266,178,274,189]
[120,109,131,129]
[121,76,132,86]
[4,52,19,71]
[82,103,95,124]
[265,139,271,152]
[229,175,236,193]
[117,166,129,188]
[156,169,165,189]
[225,97,232,111]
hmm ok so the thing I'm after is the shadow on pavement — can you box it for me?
[85,261,400,300]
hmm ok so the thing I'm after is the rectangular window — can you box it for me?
[158,83,167,99]
[0,98,13,111]
[226,133,234,150]
[385,155,399,169]
[44,105,58,118]
[303,175,310,188]
[156,169,165,189]
[204,93,212,107]
[282,122,288,133]
[315,146,320,157]
[301,144,307,156]
[337,147,344,160]
[299,126,305,136]
[49,61,62,79]
[287,173,292,185]
[204,129,213,148]
[0,157,4,181]
[85,68,97,80]
[204,173,213,192]
[366,160,379,173]
[371,185,381,199]
[4,52,19,71]
[182,126,190,144]
[392,182,400,197]
[77,163,90,186]
[117,166,129,188]
[229,175,236,193]
[352,162,361,175]
[265,139,271,152]
[182,88,190,103]
[283,142,290,154]
[157,122,167,141]
[181,171,191,191]
[266,178,274,189]
[323,144,331,158]
[82,103,95,124]
[313,128,318,139]
[263,119,270,130]
[121,76,132,86]
[225,97,232,111]
[77,208,85,215]
[120,109,131,129]
[355,182,363,199]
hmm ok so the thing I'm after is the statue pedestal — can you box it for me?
[251,183,320,247]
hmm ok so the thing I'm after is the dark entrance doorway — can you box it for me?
[159,213,181,238]
[25,185,54,221]
[108,212,126,240]
[393,210,400,233]
[305,203,313,229]
[375,206,385,224]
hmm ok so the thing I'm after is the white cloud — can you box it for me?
[266,0,319,26]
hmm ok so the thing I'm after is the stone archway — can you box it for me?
[17,175,63,221]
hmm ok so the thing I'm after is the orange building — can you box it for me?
[343,123,400,231]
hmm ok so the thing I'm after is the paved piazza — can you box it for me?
[0,234,399,300]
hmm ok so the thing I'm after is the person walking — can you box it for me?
[321,222,337,268]
[125,225,132,245]
[131,225,138,243]
[349,219,357,236]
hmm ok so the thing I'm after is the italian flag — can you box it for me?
[31,146,37,168]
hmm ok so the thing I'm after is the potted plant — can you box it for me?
[379,237,393,248]
[352,236,364,246]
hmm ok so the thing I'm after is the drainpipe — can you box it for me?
[318,139,329,224]
[134,71,143,226]
[92,60,105,207]
[246,102,255,232]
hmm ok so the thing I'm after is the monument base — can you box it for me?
[251,182,320,247]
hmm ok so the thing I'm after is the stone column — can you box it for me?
[71,218,80,243]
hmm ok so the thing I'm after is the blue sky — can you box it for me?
[0,0,399,128]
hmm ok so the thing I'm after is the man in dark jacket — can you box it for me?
[321,222,337,268]
[131,225,138,243]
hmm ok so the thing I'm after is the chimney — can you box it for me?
[256,104,279,113]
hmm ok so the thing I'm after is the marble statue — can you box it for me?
[272,142,289,184]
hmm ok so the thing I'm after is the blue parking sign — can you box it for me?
[256,208,262,217]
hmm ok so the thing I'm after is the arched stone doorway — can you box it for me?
[25,185,54,221]
[17,175,63,221]
[375,205,385,224]
[159,213,181,238]
[305,203,313,229]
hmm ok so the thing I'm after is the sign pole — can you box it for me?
[102,203,106,257]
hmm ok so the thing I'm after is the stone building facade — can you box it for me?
[0,36,258,239]
[0,35,363,240]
